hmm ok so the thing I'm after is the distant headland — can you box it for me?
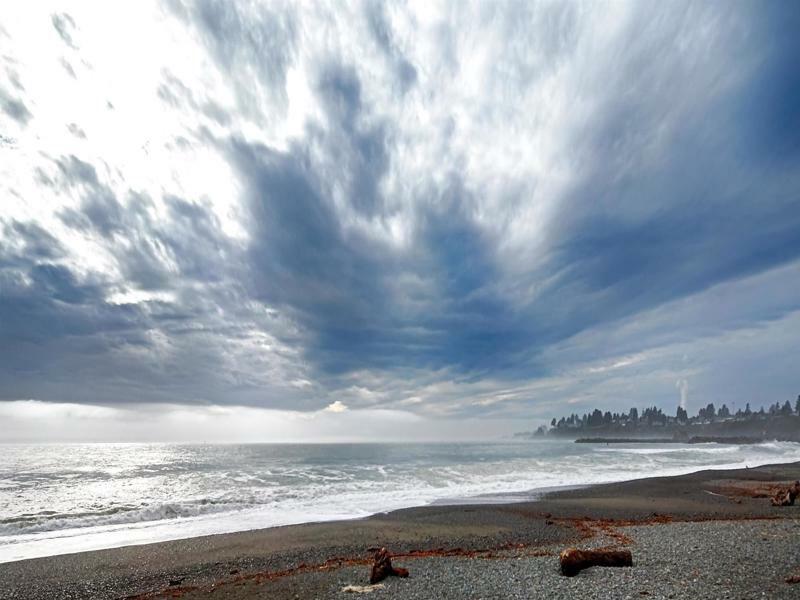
[516,396,800,443]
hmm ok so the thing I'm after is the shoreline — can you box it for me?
[0,454,790,565]
[573,435,766,444]
[0,481,582,566]
[5,440,799,565]
[1,461,799,599]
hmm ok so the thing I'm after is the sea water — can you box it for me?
[2,440,799,563]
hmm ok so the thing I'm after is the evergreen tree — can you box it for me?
[796,395,800,416]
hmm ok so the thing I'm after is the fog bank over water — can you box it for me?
[0,401,520,443]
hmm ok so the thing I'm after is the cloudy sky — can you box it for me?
[1,1,798,441]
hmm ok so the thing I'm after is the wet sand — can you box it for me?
[1,461,798,600]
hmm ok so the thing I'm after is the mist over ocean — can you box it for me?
[2,440,800,563]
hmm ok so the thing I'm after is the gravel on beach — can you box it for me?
[1,462,799,600]
[359,519,800,600]
[172,518,800,600]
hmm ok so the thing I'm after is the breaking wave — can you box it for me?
[2,440,799,562]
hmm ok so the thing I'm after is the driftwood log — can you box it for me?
[369,548,409,584]
[559,548,633,576]
[770,481,800,507]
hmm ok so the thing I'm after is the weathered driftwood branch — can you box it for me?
[559,548,633,576]
[369,548,409,584]
[770,481,800,507]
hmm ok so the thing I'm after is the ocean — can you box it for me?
[2,440,799,563]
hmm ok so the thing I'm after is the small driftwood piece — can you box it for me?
[770,481,800,507]
[342,583,386,593]
[559,548,633,576]
[369,548,409,584]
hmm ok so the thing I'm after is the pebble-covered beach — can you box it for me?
[326,520,800,600]
[164,518,800,600]
[2,462,798,600]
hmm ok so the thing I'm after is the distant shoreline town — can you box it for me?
[517,396,800,443]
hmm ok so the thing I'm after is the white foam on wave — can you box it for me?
[0,499,263,536]
[596,444,743,455]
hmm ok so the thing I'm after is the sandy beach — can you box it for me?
[1,461,798,599]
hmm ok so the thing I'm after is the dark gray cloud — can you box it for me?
[67,122,86,138]
[1,196,304,407]
[59,58,77,79]
[228,70,528,379]
[364,2,417,93]
[157,71,231,126]
[232,135,397,373]
[166,0,296,118]
[225,2,800,395]
[1,1,799,421]
[312,65,390,216]
[0,220,64,263]
[0,130,321,408]
[523,3,800,349]
[731,3,800,161]
[54,155,235,290]
[4,65,24,92]
[0,86,32,125]
[51,13,77,48]
[0,218,140,352]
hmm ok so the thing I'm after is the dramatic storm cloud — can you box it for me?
[1,1,798,439]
